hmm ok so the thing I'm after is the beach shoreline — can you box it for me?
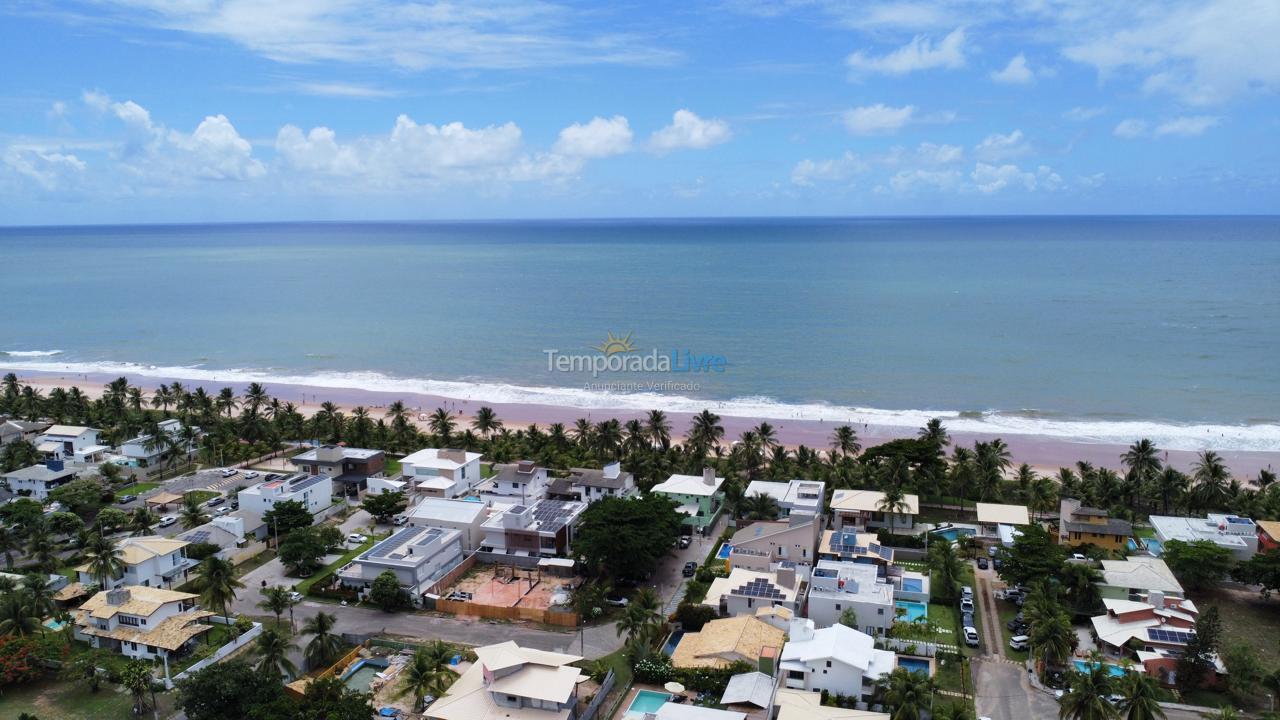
[6,366,1277,479]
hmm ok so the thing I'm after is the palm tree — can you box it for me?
[472,406,503,438]
[1192,451,1231,509]
[829,424,860,460]
[397,642,458,711]
[879,666,937,720]
[193,556,244,627]
[22,573,58,620]
[918,418,950,447]
[877,482,913,537]
[739,492,781,521]
[179,494,209,529]
[1058,661,1118,720]
[428,408,456,444]
[302,611,342,670]
[215,387,239,418]
[753,422,778,451]
[254,626,298,680]
[1117,671,1166,720]
[84,533,124,590]
[0,525,18,569]
[688,410,724,456]
[151,385,174,416]
[258,585,291,628]
[645,409,671,450]
[130,506,159,536]
[1030,612,1076,672]
[1121,439,1162,486]
[1029,475,1059,520]
[121,659,155,718]
[1153,467,1187,515]
[0,591,40,636]
[927,540,963,601]
[571,418,594,448]
[24,522,57,571]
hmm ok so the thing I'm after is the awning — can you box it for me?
[37,441,60,453]
[147,491,183,506]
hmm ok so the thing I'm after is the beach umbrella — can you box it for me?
[664,681,686,694]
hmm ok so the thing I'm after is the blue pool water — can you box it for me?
[627,690,670,717]
[931,527,976,543]
[1126,538,1140,552]
[895,600,928,623]
[662,631,684,656]
[1144,537,1165,556]
[716,543,732,560]
[1074,660,1128,677]
[42,618,66,631]
[901,578,923,593]
[898,657,932,676]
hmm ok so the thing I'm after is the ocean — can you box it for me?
[1,217,1278,451]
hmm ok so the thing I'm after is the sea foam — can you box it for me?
[2,350,63,357]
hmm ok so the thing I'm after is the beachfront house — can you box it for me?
[487,460,550,502]
[652,468,725,532]
[779,618,895,701]
[671,614,785,672]
[1098,556,1185,602]
[76,536,194,591]
[744,479,825,517]
[817,529,895,567]
[288,444,385,496]
[560,462,636,502]
[478,498,587,558]
[0,419,49,447]
[829,489,919,533]
[237,473,333,517]
[1059,498,1133,551]
[703,565,806,617]
[426,641,583,720]
[338,525,465,599]
[1149,513,1259,561]
[116,418,197,472]
[727,517,821,573]
[975,502,1031,539]
[72,586,214,682]
[404,496,492,551]
[3,459,78,500]
[805,560,895,635]
[398,448,483,498]
[36,424,109,464]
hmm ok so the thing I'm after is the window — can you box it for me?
[877,608,884,615]
[119,615,141,627]
[825,661,831,668]
[835,604,841,610]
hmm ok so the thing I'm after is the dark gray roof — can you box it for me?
[491,461,542,484]
[1065,518,1133,536]
[546,477,577,496]
[1071,506,1110,518]
[4,464,78,481]
[568,466,632,489]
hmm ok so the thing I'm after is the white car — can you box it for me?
[158,516,177,528]
[393,515,408,526]
[963,626,980,647]
[960,597,975,613]
[347,533,368,544]
[242,471,260,480]
[214,507,232,516]
[287,591,303,603]
[1008,635,1030,651]
[961,585,974,599]
[220,468,238,478]
[988,546,998,557]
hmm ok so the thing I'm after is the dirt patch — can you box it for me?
[448,565,575,610]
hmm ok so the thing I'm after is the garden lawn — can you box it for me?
[995,600,1028,663]
[1197,588,1280,669]
[183,489,220,504]
[0,679,173,720]
[933,653,972,697]
[113,482,159,500]
[297,536,378,595]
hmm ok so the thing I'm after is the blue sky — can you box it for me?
[1,0,1278,223]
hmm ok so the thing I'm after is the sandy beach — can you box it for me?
[8,367,1278,479]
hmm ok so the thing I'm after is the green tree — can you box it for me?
[1060,562,1104,616]
[302,611,342,670]
[1030,612,1077,672]
[471,406,503,438]
[397,642,458,711]
[261,499,313,536]
[49,477,110,518]
[927,539,963,602]
[60,646,113,692]
[1231,548,1280,598]
[573,494,682,580]
[830,424,861,459]
[1001,524,1067,589]
[1058,661,1118,720]
[179,494,209,530]
[879,666,937,720]
[360,490,408,523]
[254,626,298,680]
[738,491,780,521]
[193,556,244,627]
[1117,671,1166,720]
[279,527,327,576]
[0,591,40,637]
[1162,540,1234,592]
[175,659,281,720]
[369,570,409,611]
[877,479,913,537]
[1177,606,1222,691]
[120,659,155,717]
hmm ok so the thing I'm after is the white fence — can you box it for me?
[879,636,940,657]
[171,618,263,687]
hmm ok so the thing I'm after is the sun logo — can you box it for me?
[592,331,636,356]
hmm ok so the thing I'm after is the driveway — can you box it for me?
[973,658,1059,720]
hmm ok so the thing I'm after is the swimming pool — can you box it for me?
[626,690,670,717]
[898,657,932,676]
[895,600,928,623]
[42,618,66,631]
[341,659,389,691]
[716,543,732,560]
[1073,660,1128,677]
[1144,537,1165,556]
[662,631,684,656]
[901,578,923,593]
[931,527,976,543]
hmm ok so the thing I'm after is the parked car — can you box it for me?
[347,533,368,544]
[605,596,629,608]
[220,468,237,478]
[682,561,698,577]
[118,494,137,505]
[1008,635,1030,651]
[158,516,177,528]
[215,507,232,516]
[1006,617,1025,631]
[977,557,989,570]
[993,558,1004,572]
[393,515,408,525]
[678,536,691,549]
[230,501,239,510]
[287,591,303,603]
[963,626,980,647]
[206,496,225,507]
[962,612,975,628]
[1071,553,1087,561]
[960,597,975,613]
[988,546,998,557]
[242,471,260,480]
[961,585,974,599]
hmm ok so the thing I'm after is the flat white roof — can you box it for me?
[400,447,482,470]
[407,496,489,523]
[975,502,1030,525]
[830,489,920,515]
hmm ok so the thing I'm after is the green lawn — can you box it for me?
[1133,526,1155,539]
[184,489,220,503]
[383,458,402,477]
[994,600,1029,662]
[480,463,495,479]
[0,679,173,720]
[933,653,972,696]
[1195,588,1280,669]
[296,535,379,595]
[113,482,159,500]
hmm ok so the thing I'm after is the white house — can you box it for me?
[76,536,195,590]
[117,419,193,469]
[338,525,465,598]
[779,618,896,701]
[3,460,78,500]
[73,586,213,681]
[479,499,586,558]
[806,560,895,635]
[404,496,492,551]
[703,565,806,617]
[399,448,483,498]
[728,517,821,573]
[1149,514,1259,561]
[744,479,825,517]
[564,462,636,502]
[36,424,109,464]
[237,473,332,517]
[829,490,919,532]
[427,641,584,720]
[177,516,247,560]
[488,460,550,502]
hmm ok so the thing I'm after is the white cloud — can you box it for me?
[842,104,915,135]
[971,163,1060,193]
[553,116,633,158]
[649,110,732,153]
[974,129,1029,161]
[275,125,366,176]
[991,53,1034,84]
[1154,115,1220,137]
[790,152,867,186]
[1063,106,1106,121]
[81,89,111,112]
[100,98,265,182]
[293,82,403,99]
[846,27,966,76]
[2,147,86,190]
[915,142,964,164]
[889,168,963,193]
[1113,119,1149,138]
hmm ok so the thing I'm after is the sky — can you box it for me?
[1,0,1278,224]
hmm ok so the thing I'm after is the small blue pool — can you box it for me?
[1073,660,1127,677]
[626,689,670,717]
[42,618,66,631]
[1144,537,1165,556]
[898,657,932,676]
[341,658,389,691]
[716,543,732,560]
[662,630,684,656]
[901,578,923,593]
[931,527,976,542]
[895,600,928,623]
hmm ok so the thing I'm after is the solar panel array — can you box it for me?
[732,577,787,600]
[183,530,211,544]
[1147,628,1194,644]
[531,500,581,532]
[368,528,419,558]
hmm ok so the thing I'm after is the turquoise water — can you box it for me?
[1074,660,1127,677]
[42,618,66,631]
[627,690,670,716]
[1144,537,1165,556]
[901,578,924,593]
[896,600,928,623]
[898,657,932,676]
[932,527,976,543]
[716,543,732,560]
[3,218,1279,449]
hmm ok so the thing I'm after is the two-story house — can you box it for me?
[829,489,919,533]
[488,460,549,503]
[399,448,483,498]
[727,517,821,573]
[73,586,213,683]
[427,641,584,720]
[1059,498,1133,551]
[703,565,806,618]
[36,424,109,464]
[743,479,825,517]
[1098,556,1185,602]
[76,536,195,590]
[805,560,895,635]
[478,499,586,558]
[117,418,196,470]
[564,462,636,502]
[288,444,385,496]
[338,525,465,599]
[1149,513,1259,561]
[779,618,896,701]
[652,468,725,532]
[237,473,333,517]
[4,459,78,500]
[0,419,48,447]
[404,496,492,552]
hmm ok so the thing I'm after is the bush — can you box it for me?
[674,603,719,632]
[634,655,675,684]
[186,542,221,562]
[675,660,752,693]
[876,528,926,548]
